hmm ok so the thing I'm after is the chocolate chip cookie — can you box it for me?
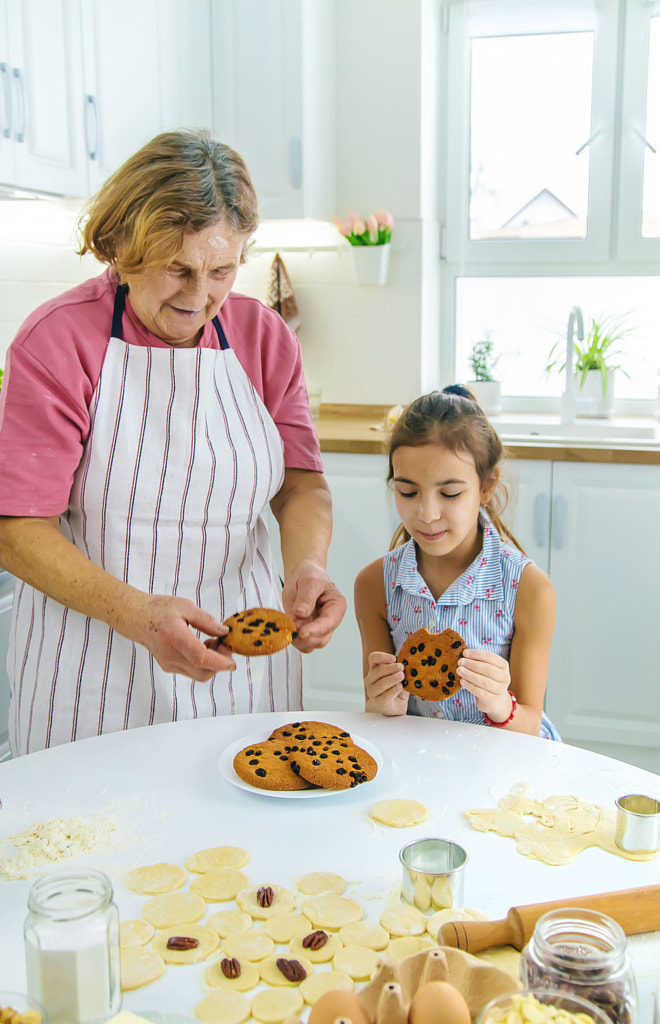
[222,608,297,656]
[290,738,378,790]
[396,626,467,700]
[233,739,312,791]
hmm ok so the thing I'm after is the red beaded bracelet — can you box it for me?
[484,691,517,727]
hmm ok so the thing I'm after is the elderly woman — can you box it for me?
[0,129,345,755]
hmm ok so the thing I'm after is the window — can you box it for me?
[443,0,660,410]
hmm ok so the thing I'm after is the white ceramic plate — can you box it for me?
[219,729,383,799]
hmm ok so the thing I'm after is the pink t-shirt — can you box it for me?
[0,268,323,516]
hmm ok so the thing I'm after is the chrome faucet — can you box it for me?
[561,305,584,425]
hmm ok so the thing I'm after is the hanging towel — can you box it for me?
[264,252,302,333]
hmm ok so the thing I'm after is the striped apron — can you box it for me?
[8,284,302,755]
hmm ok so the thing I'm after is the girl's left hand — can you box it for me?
[456,649,513,722]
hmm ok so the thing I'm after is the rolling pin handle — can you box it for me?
[438,913,523,953]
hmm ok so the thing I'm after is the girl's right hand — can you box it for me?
[364,651,408,716]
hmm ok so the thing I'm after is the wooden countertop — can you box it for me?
[315,406,660,465]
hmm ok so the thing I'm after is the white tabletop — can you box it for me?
[1,712,659,1019]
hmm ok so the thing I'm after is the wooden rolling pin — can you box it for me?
[438,884,660,953]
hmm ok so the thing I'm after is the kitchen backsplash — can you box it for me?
[0,199,427,406]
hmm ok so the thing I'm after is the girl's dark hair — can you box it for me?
[387,387,524,552]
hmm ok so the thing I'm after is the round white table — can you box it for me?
[0,712,659,1020]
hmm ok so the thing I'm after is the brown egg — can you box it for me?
[408,981,471,1024]
[308,989,372,1024]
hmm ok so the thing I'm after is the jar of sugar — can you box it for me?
[24,868,121,1023]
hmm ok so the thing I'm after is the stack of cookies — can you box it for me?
[233,721,378,793]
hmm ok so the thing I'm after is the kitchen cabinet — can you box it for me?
[210,0,334,219]
[0,570,14,761]
[507,458,660,773]
[0,0,88,196]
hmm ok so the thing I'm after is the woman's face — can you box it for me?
[122,221,250,347]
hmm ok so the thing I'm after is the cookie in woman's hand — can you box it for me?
[222,608,297,656]
[396,627,467,700]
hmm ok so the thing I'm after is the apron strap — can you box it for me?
[212,315,230,350]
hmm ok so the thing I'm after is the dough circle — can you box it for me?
[236,884,295,919]
[142,891,207,929]
[222,930,275,962]
[205,957,261,991]
[297,871,346,895]
[258,952,314,986]
[194,990,252,1024]
[264,911,312,943]
[369,798,429,827]
[301,894,363,930]
[119,946,166,990]
[289,931,342,963]
[125,861,187,894]
[332,944,380,980]
[300,970,355,1005]
[190,868,252,902]
[152,923,220,964]
[186,845,250,873]
[426,907,487,938]
[207,909,253,938]
[380,903,427,936]
[251,987,304,1023]
[338,922,390,950]
[386,935,435,959]
[119,918,155,948]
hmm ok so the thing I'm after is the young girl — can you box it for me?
[354,387,560,739]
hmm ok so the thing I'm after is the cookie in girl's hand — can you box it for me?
[396,627,467,700]
[222,608,297,656]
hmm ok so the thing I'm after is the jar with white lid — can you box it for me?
[24,868,121,1024]
[520,908,638,1024]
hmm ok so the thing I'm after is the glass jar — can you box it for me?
[24,868,121,1024]
[520,908,638,1024]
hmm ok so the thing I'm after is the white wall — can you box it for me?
[0,0,442,407]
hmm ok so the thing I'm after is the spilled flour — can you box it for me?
[0,813,128,879]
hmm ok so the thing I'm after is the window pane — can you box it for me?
[469,33,593,240]
[456,277,659,398]
[642,16,660,238]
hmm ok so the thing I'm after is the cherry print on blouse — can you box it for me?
[496,609,503,617]
[486,587,494,598]
[392,616,401,622]
[475,604,480,610]
[414,607,421,613]
[483,638,492,644]
[504,551,511,558]
[421,586,428,593]
[480,557,487,566]
[459,619,467,625]
[467,575,473,584]
[512,578,519,588]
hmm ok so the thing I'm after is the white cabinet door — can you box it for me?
[503,458,553,572]
[0,2,15,184]
[546,462,660,758]
[2,0,87,195]
[156,0,213,133]
[298,453,394,711]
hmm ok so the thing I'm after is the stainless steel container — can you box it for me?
[615,794,660,855]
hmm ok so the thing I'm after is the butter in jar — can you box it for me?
[520,908,638,1024]
[24,867,121,1024]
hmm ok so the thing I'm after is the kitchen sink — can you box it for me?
[490,418,658,441]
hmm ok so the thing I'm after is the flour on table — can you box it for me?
[0,813,125,879]
[466,782,659,865]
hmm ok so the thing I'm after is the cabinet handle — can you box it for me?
[289,136,302,189]
[551,495,568,550]
[12,66,26,143]
[85,94,99,161]
[533,492,550,548]
[0,63,11,139]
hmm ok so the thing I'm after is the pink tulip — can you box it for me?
[331,216,352,237]
[366,214,378,233]
[352,219,366,236]
[348,210,362,228]
[374,208,394,229]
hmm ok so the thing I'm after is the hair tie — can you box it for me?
[442,384,475,400]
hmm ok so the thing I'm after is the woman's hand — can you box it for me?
[364,652,408,716]
[456,648,513,721]
[282,559,346,653]
[131,593,237,681]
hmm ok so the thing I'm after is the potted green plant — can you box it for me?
[546,313,634,418]
[467,332,501,414]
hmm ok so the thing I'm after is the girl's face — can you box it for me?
[391,443,497,560]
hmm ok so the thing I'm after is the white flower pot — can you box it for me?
[467,380,502,415]
[576,369,615,418]
[351,243,391,286]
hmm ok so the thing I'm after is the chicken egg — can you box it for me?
[408,981,471,1024]
[308,989,372,1024]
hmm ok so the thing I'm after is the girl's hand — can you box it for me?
[364,652,408,716]
[457,648,513,722]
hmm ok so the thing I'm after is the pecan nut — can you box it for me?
[276,957,307,982]
[302,930,329,950]
[256,885,274,908]
[166,935,200,951]
[221,957,241,979]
